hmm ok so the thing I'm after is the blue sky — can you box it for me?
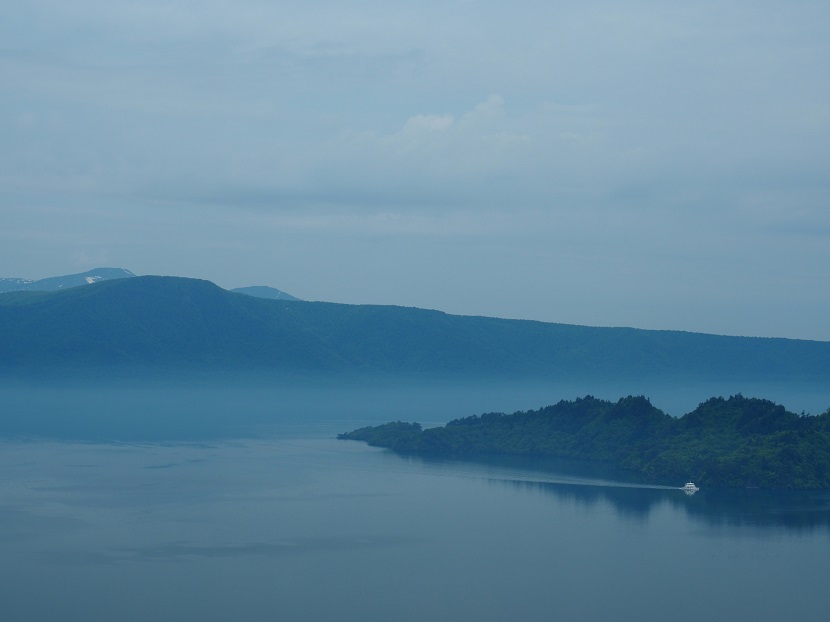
[2,1,829,339]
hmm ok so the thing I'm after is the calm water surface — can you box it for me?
[2,432,829,622]
[1,381,829,621]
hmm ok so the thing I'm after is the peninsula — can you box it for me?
[338,395,830,489]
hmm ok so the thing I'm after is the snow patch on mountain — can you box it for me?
[0,268,136,293]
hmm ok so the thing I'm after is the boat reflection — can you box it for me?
[394,451,830,532]
[496,478,830,532]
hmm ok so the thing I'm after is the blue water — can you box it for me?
[1,434,828,621]
[1,381,828,621]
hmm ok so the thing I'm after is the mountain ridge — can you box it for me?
[230,285,301,301]
[0,268,301,302]
[1,275,829,381]
[0,268,136,293]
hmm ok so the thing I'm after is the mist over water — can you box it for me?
[1,374,827,441]
[1,378,829,621]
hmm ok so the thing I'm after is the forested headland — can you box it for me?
[339,395,830,489]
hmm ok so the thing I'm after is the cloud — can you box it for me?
[4,1,828,218]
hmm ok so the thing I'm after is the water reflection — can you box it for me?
[3,435,829,621]
[389,451,830,532]
[496,478,830,532]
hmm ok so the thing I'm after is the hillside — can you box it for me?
[338,395,830,489]
[1,275,829,381]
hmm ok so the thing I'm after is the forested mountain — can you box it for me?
[1,275,829,381]
[339,395,830,489]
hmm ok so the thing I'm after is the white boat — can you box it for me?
[682,482,699,493]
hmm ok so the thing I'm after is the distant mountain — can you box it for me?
[1,275,829,381]
[230,286,300,301]
[0,268,135,293]
[1,268,300,301]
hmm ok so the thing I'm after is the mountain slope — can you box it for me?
[0,268,135,293]
[1,275,829,381]
[230,286,301,301]
[0,277,341,371]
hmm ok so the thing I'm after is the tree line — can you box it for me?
[339,395,830,489]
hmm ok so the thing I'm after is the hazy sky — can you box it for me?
[2,1,829,340]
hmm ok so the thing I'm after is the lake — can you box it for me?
[1,380,829,621]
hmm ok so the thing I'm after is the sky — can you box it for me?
[1,0,829,340]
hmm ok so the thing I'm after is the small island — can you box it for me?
[339,395,830,489]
